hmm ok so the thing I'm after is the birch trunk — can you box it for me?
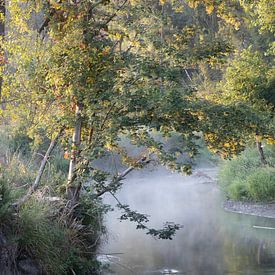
[256,136,267,165]
[66,102,83,203]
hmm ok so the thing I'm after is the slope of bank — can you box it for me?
[223,200,275,219]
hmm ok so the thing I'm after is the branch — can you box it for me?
[38,7,55,34]
[99,102,116,131]
[95,155,151,197]
[98,0,128,28]
[13,127,65,209]
[110,191,182,240]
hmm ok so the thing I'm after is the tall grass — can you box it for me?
[0,128,103,274]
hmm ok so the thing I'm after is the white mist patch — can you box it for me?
[100,166,275,275]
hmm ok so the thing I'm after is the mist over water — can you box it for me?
[100,165,275,275]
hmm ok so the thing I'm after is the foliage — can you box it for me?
[17,197,103,275]
[219,145,275,201]
[221,49,275,110]
[0,0,274,273]
[226,179,249,201]
[1,0,237,244]
[2,0,240,168]
[247,167,275,201]
[0,169,104,274]
[117,202,182,239]
[240,0,275,34]
[0,177,13,221]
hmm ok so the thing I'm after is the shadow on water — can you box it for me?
[100,165,275,275]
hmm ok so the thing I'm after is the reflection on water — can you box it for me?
[100,166,275,275]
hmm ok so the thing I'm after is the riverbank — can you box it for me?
[197,167,275,220]
[192,167,275,220]
[223,200,275,219]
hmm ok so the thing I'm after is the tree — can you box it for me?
[192,0,275,161]
[217,49,274,163]
[1,0,207,239]
[2,0,272,240]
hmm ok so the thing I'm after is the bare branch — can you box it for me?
[96,155,151,197]
[13,127,65,209]
[98,0,128,29]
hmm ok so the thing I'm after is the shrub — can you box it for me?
[0,154,102,274]
[247,168,275,202]
[0,177,14,222]
[218,147,262,188]
[0,195,104,275]
[0,127,103,274]
[219,144,275,201]
[227,179,249,201]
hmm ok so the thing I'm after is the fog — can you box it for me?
[99,165,275,275]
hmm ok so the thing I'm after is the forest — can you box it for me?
[0,0,274,274]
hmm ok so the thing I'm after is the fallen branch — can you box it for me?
[13,128,64,209]
[253,225,275,230]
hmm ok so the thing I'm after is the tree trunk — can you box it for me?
[66,102,83,204]
[256,136,267,165]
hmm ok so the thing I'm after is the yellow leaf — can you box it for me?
[206,4,214,14]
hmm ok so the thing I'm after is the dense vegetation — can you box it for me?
[0,129,105,274]
[0,0,273,274]
[219,145,275,202]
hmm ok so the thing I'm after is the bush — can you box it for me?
[218,147,262,187]
[247,168,275,201]
[219,144,275,202]
[16,197,101,274]
[0,148,102,274]
[227,179,249,201]
[0,177,14,222]
[0,191,103,274]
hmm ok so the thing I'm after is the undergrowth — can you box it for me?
[0,129,104,274]
[218,145,275,202]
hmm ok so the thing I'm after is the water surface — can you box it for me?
[100,166,275,275]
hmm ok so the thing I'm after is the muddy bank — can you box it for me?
[223,200,275,219]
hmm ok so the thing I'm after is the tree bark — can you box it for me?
[14,128,64,208]
[66,102,83,204]
[256,136,267,165]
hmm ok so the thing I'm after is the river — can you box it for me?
[99,165,275,274]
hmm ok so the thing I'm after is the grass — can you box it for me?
[218,144,275,202]
[0,128,103,274]
[0,173,103,274]
[247,167,275,201]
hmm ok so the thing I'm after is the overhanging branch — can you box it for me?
[96,155,151,197]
